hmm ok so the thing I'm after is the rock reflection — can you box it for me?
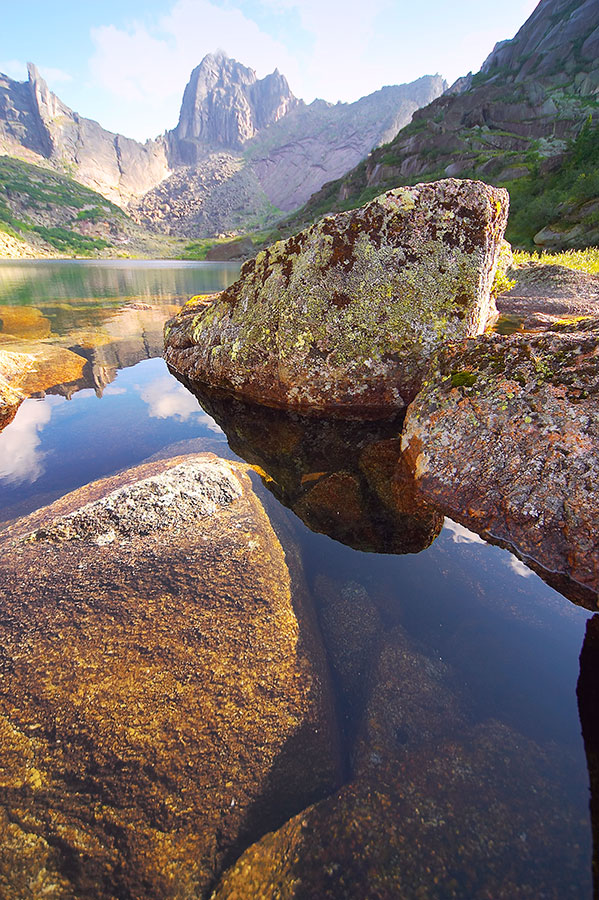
[175,380,443,554]
[0,301,181,405]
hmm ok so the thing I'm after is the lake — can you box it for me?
[0,260,594,898]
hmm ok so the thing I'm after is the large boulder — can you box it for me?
[401,319,599,605]
[164,179,508,417]
[0,454,341,900]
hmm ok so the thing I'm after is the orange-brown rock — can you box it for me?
[0,344,87,408]
[0,454,341,900]
[402,319,599,606]
[0,305,52,340]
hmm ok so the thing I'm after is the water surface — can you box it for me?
[0,261,594,897]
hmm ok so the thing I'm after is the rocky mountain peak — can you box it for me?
[481,0,599,80]
[171,51,299,159]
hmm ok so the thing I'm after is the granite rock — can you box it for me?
[0,453,341,900]
[401,319,599,605]
[164,179,508,416]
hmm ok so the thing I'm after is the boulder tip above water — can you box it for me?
[164,178,508,417]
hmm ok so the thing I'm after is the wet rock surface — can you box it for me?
[401,318,599,606]
[173,382,443,553]
[164,179,508,416]
[0,453,341,900]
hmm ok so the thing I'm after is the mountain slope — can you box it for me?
[134,63,445,237]
[0,65,170,208]
[0,156,183,258]
[288,0,599,249]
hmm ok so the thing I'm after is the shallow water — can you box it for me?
[0,261,595,897]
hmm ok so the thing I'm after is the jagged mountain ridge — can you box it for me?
[0,64,170,208]
[171,51,299,159]
[289,0,599,249]
[0,54,445,239]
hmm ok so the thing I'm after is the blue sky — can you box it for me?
[1,0,540,142]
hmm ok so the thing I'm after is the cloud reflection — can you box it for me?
[0,398,57,485]
[507,556,534,579]
[444,519,486,545]
[138,375,222,431]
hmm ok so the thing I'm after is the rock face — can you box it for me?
[294,0,599,250]
[0,66,170,207]
[164,179,508,416]
[401,319,599,604]
[171,52,298,160]
[0,454,341,899]
[137,67,446,235]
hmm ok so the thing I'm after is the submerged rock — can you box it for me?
[211,625,587,899]
[401,319,599,606]
[0,454,341,900]
[164,179,508,417]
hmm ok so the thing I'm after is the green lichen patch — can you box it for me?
[164,179,509,415]
[450,370,478,388]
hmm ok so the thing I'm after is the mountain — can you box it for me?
[0,55,445,241]
[170,51,299,160]
[0,155,185,259]
[0,64,170,208]
[288,0,599,250]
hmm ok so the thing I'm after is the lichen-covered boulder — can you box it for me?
[401,319,599,605]
[164,179,508,417]
[0,454,341,900]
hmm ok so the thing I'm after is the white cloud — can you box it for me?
[39,66,73,85]
[0,60,72,86]
[84,0,545,140]
[138,375,222,430]
[89,0,298,138]
[444,519,486,545]
[0,398,54,485]
[0,60,27,81]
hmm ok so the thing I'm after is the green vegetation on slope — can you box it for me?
[0,157,122,254]
[501,116,599,248]
[0,156,190,258]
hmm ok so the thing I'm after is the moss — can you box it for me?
[450,371,478,388]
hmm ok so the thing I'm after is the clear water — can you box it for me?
[0,261,594,896]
